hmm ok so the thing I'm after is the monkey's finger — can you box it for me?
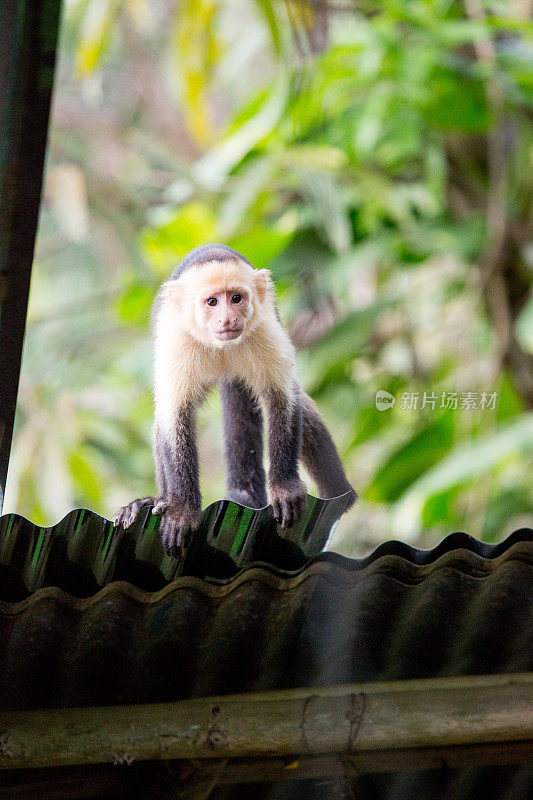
[283,504,295,529]
[272,499,283,526]
[123,503,142,528]
[122,510,138,528]
[114,497,159,528]
[282,497,302,529]
[281,501,293,529]
[114,509,132,528]
[284,502,296,529]
[292,492,307,521]
[159,522,175,556]
[159,520,183,559]
[168,529,186,559]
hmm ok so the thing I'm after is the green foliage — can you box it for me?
[68,450,103,506]
[115,282,153,324]
[368,412,455,504]
[172,0,222,145]
[5,0,532,553]
[394,413,533,538]
[141,202,218,275]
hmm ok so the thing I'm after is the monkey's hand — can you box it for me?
[269,477,307,530]
[152,500,202,558]
[113,496,162,529]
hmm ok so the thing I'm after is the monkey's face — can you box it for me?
[168,259,270,348]
[200,287,251,343]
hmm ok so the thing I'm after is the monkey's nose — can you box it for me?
[220,315,240,328]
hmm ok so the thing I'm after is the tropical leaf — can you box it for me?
[141,202,217,275]
[193,75,289,190]
[394,414,533,536]
[74,0,121,75]
[368,412,455,504]
[172,0,221,145]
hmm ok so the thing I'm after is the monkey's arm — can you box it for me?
[264,384,307,529]
[113,405,202,558]
[152,404,203,556]
[220,380,267,509]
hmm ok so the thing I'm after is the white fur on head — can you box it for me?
[153,257,293,438]
[165,259,272,347]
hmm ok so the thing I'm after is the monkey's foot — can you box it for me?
[269,478,307,530]
[156,503,202,558]
[113,496,161,529]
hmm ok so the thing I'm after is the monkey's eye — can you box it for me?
[206,297,218,307]
[231,294,242,304]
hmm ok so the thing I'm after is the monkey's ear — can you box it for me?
[254,269,271,302]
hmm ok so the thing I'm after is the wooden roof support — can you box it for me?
[0,674,531,774]
[0,0,61,510]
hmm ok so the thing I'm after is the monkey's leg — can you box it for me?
[220,379,267,508]
[300,393,357,505]
[265,385,307,529]
[154,404,203,558]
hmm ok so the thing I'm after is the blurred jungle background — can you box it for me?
[4,0,533,555]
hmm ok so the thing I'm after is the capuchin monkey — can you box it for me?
[114,244,357,556]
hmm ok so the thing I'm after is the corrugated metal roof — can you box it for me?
[1,528,531,711]
[1,518,531,799]
[0,492,355,598]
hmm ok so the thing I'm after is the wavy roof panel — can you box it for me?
[1,530,531,713]
[0,495,353,598]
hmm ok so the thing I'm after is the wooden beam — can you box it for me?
[0,674,531,772]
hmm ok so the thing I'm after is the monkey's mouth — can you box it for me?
[212,329,244,341]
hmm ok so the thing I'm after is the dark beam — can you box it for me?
[0,0,62,510]
[1,741,532,800]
